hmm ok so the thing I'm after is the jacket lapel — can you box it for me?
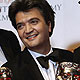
[22,48,44,80]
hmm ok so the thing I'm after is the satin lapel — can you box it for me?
[22,48,44,80]
[0,36,13,61]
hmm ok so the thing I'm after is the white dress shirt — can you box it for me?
[28,48,58,80]
[0,46,7,67]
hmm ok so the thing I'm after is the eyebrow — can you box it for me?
[16,17,40,26]
[28,18,40,22]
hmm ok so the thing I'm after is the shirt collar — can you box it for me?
[28,48,57,67]
[28,47,53,58]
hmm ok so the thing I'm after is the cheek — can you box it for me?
[34,23,46,32]
[37,25,49,37]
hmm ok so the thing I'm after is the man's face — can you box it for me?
[15,8,51,49]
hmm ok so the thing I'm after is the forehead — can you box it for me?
[16,8,43,19]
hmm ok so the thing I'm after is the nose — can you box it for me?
[24,23,33,34]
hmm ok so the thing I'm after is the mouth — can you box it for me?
[26,34,38,40]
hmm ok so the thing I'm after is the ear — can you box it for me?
[48,21,51,33]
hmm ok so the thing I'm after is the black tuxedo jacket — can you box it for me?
[0,29,21,61]
[73,47,80,64]
[2,47,73,80]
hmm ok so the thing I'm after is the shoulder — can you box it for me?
[2,53,21,69]
[74,46,80,53]
[52,47,73,62]
[73,47,80,64]
[52,47,72,54]
[2,48,29,68]
[2,48,33,68]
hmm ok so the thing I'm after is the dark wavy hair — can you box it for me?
[9,0,55,37]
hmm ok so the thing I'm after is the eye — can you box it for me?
[16,23,24,30]
[29,19,39,25]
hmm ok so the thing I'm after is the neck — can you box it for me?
[29,42,51,55]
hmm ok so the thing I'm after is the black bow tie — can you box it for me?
[36,49,73,69]
[37,51,59,69]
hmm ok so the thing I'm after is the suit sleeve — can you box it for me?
[7,31,21,55]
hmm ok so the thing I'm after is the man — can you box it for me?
[0,29,21,66]
[2,0,73,80]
